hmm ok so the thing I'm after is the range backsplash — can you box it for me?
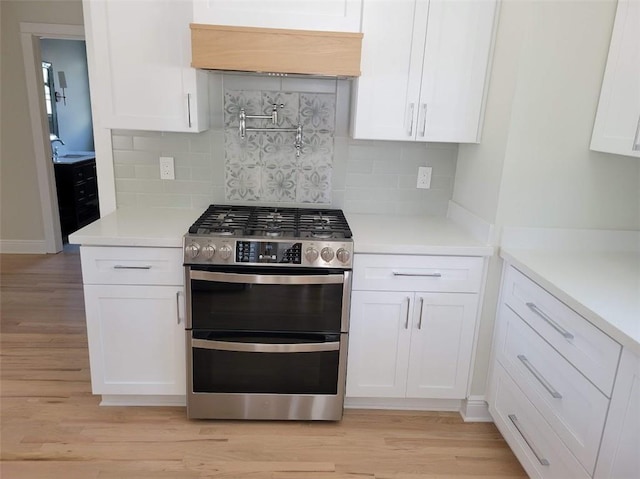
[111,74,458,215]
[224,89,335,204]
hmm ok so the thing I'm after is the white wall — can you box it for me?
[40,38,94,152]
[454,0,640,397]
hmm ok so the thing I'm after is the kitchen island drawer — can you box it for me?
[495,304,609,473]
[352,254,484,292]
[502,266,620,395]
[489,363,591,479]
[81,246,184,286]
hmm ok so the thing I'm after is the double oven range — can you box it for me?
[183,205,353,420]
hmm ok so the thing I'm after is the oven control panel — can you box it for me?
[184,236,353,269]
[237,241,302,264]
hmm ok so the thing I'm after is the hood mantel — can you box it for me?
[190,24,363,77]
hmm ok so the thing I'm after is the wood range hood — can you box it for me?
[190,24,363,78]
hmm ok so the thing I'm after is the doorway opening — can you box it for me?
[40,38,99,244]
[21,23,100,253]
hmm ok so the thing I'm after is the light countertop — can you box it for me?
[346,213,494,256]
[69,208,494,256]
[68,207,202,248]
[501,247,640,354]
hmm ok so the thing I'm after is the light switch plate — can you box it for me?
[417,166,432,189]
[159,156,175,180]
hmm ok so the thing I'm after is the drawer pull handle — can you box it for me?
[417,297,424,329]
[404,297,411,329]
[393,272,442,278]
[517,354,563,399]
[526,302,574,340]
[113,265,152,270]
[176,291,181,325]
[508,414,550,466]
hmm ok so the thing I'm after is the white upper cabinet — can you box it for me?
[591,0,640,158]
[351,0,497,142]
[83,0,209,132]
[193,0,363,32]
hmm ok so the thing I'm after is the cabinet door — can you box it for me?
[417,0,497,142]
[590,0,640,158]
[346,291,413,397]
[193,0,362,33]
[84,0,208,132]
[83,284,186,396]
[595,348,640,479]
[406,293,478,399]
[350,0,428,140]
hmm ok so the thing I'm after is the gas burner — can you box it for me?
[311,231,333,239]
[265,230,283,237]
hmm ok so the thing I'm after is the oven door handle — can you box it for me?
[189,270,345,285]
[192,338,340,353]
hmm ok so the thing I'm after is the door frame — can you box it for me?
[20,22,87,253]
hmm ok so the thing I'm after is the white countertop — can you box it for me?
[346,213,494,256]
[501,248,640,354]
[68,207,202,248]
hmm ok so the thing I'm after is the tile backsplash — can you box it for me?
[112,74,458,216]
[224,89,336,204]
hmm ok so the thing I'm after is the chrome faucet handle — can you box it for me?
[238,109,246,138]
[271,103,284,125]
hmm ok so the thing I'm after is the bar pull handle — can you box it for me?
[526,302,574,339]
[407,103,415,136]
[393,272,442,278]
[508,414,550,466]
[419,103,428,137]
[113,265,152,270]
[176,291,181,325]
[633,115,640,151]
[187,93,192,128]
[404,297,411,329]
[517,355,562,399]
[417,297,424,329]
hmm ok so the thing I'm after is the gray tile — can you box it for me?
[190,166,214,182]
[296,166,332,204]
[300,93,336,132]
[346,159,374,174]
[225,164,261,201]
[281,77,337,93]
[134,165,160,179]
[163,180,213,195]
[261,168,297,203]
[135,193,192,208]
[111,135,133,150]
[224,90,262,128]
[262,131,297,168]
[345,173,399,189]
[191,195,215,209]
[116,192,137,208]
[225,128,261,166]
[113,163,135,179]
[132,134,190,153]
[189,131,212,153]
[300,132,333,170]
[115,178,164,193]
[223,74,281,91]
[113,150,158,166]
[262,91,299,127]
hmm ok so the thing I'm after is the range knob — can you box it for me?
[336,248,351,264]
[305,247,319,263]
[185,243,200,259]
[321,247,335,262]
[203,244,216,259]
[218,244,233,260]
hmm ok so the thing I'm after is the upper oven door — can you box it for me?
[187,268,351,333]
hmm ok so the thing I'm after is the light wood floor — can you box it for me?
[1,249,527,478]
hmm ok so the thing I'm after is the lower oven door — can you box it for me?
[187,331,348,420]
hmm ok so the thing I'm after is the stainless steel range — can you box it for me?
[183,205,353,420]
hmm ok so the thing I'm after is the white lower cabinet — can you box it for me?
[346,254,483,401]
[594,348,640,479]
[488,263,628,479]
[80,246,186,399]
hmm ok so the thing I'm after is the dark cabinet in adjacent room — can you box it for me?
[54,159,100,238]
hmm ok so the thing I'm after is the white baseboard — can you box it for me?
[100,394,186,407]
[345,397,463,412]
[460,396,493,422]
[0,239,47,254]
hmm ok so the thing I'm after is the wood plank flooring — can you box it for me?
[0,249,527,478]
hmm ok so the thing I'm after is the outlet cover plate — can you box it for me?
[160,156,175,180]
[417,166,432,189]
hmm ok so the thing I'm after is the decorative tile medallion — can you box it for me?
[224,89,335,204]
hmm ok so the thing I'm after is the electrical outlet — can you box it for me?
[159,156,175,180]
[417,166,432,189]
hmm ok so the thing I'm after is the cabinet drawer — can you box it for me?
[81,246,184,286]
[352,254,484,292]
[489,363,591,479]
[73,162,97,184]
[496,304,609,474]
[502,266,620,395]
